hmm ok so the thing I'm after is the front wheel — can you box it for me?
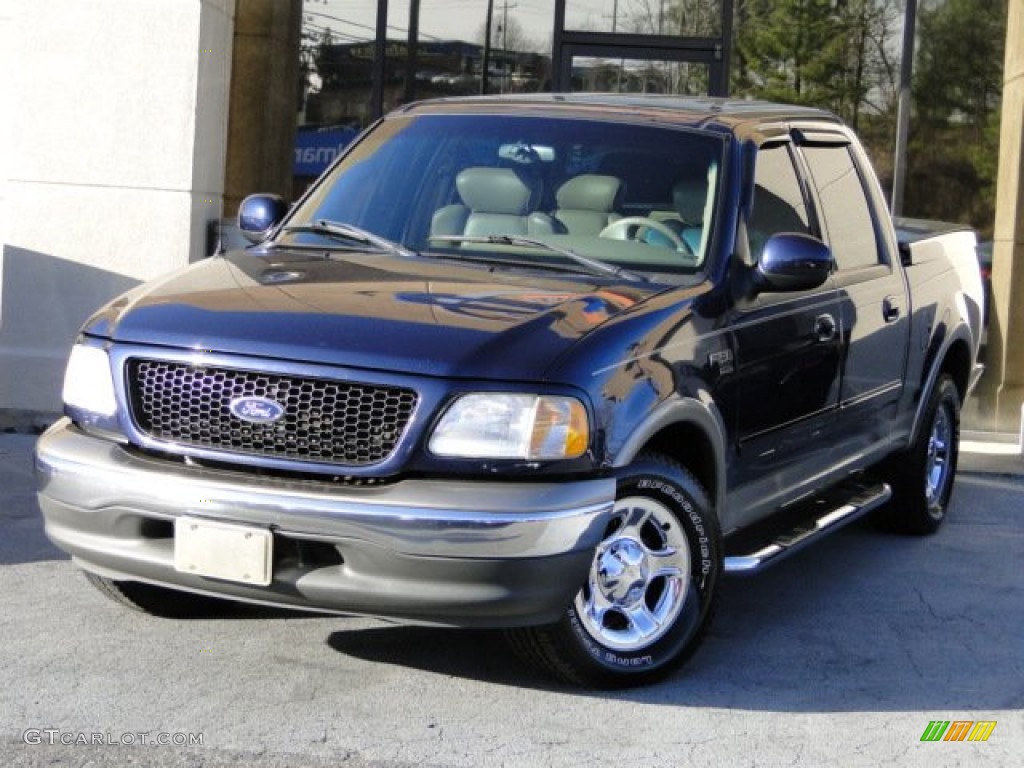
[83,572,234,618]
[508,453,720,687]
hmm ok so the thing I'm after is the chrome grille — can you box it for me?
[127,359,418,466]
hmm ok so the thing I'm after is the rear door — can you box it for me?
[794,130,909,459]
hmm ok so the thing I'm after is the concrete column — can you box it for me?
[223,0,302,215]
[978,0,1024,434]
[0,0,236,413]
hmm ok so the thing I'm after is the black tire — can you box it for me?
[883,373,961,535]
[507,453,721,688]
[83,571,233,618]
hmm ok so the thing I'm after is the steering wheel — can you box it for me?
[599,216,694,255]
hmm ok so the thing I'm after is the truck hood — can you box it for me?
[87,249,663,381]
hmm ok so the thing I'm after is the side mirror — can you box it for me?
[238,194,288,243]
[756,233,833,292]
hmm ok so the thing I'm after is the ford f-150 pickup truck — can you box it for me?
[36,95,984,687]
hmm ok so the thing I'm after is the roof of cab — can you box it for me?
[395,93,843,134]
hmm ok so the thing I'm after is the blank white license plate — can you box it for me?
[174,516,273,586]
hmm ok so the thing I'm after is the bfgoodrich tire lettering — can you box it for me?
[508,453,720,687]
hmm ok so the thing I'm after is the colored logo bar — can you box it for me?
[920,720,997,742]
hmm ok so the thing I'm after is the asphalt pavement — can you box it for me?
[1,431,1021,767]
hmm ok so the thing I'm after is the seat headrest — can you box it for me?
[456,168,539,215]
[673,178,708,223]
[556,174,623,212]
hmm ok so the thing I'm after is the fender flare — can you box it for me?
[611,395,729,520]
[908,323,975,448]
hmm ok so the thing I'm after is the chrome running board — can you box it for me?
[724,481,892,575]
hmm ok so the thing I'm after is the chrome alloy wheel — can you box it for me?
[574,495,691,652]
[924,402,953,511]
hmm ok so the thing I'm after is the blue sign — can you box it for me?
[294,127,358,177]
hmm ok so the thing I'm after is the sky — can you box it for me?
[301,0,629,50]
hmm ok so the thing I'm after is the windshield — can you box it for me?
[280,113,727,277]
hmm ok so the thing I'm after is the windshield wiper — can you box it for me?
[429,234,648,283]
[282,220,419,260]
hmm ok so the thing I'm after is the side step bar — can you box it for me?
[723,481,892,575]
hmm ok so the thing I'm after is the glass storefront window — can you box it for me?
[301,0,556,123]
[565,0,723,37]
[292,1,726,196]
[295,0,556,195]
[569,57,709,94]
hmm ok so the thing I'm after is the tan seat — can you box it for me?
[670,177,709,252]
[430,167,556,239]
[552,174,623,235]
[671,178,708,228]
[648,177,709,252]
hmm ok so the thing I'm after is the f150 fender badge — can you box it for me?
[229,396,286,424]
[708,350,734,375]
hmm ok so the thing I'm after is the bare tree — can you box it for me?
[477,15,542,53]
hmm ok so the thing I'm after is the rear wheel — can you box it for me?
[83,572,233,618]
[883,374,961,534]
[508,453,720,687]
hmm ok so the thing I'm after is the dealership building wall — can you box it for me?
[0,0,235,414]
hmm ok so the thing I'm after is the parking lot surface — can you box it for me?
[2,433,1021,767]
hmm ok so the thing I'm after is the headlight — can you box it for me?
[62,344,117,417]
[429,393,589,460]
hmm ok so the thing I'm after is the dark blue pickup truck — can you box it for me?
[37,95,984,687]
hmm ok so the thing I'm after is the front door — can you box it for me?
[723,141,842,528]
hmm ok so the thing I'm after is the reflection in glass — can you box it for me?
[565,0,723,36]
[569,57,709,95]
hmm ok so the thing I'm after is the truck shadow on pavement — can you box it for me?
[326,473,1024,711]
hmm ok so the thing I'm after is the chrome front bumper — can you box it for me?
[36,419,615,626]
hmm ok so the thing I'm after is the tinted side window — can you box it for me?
[802,146,882,270]
[748,144,812,260]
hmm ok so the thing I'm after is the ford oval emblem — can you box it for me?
[229,396,286,424]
